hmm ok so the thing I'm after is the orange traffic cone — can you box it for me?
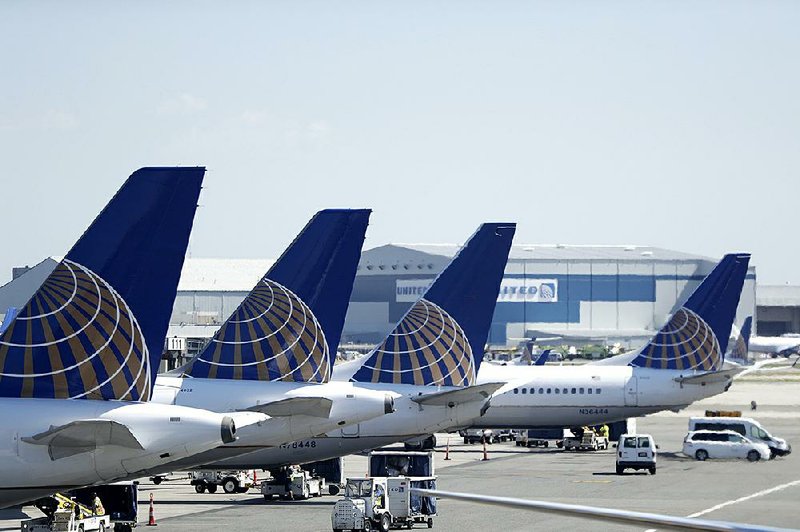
[444,437,451,460]
[147,492,157,526]
[481,439,489,461]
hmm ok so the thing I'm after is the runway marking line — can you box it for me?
[687,478,800,518]
[644,478,800,532]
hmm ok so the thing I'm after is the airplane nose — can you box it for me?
[221,416,237,444]
[384,394,395,414]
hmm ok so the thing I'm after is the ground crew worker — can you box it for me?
[92,492,105,516]
[597,424,609,438]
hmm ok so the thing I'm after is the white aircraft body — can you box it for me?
[0,168,265,508]
[748,335,800,358]
[194,223,515,470]
[471,253,750,430]
[150,377,395,468]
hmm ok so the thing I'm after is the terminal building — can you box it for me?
[0,244,760,360]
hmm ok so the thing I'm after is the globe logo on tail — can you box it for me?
[632,307,722,371]
[0,260,150,400]
[185,278,329,382]
[354,298,475,386]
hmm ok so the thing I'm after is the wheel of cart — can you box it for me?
[207,484,218,494]
[194,483,206,494]
[223,478,240,494]
[428,517,434,528]
[378,513,391,532]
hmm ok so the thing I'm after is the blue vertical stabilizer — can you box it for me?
[184,209,370,382]
[0,167,205,400]
[350,223,515,386]
[629,254,750,371]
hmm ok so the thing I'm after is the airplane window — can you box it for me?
[596,388,601,394]
[555,388,560,394]
[522,388,527,394]
[579,388,584,394]
[571,388,576,394]
[513,388,518,394]
[563,388,568,394]
[538,388,544,394]
[587,388,593,394]
[547,388,552,394]
[529,388,535,394]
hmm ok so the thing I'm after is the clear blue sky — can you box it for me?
[1,1,798,284]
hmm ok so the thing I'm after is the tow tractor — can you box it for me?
[331,476,436,531]
[189,470,256,494]
[21,493,111,532]
[261,466,327,501]
[561,428,609,451]
[331,449,437,531]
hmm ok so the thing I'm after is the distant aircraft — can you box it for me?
[474,253,751,429]
[727,316,753,363]
[534,349,552,366]
[746,317,800,359]
[0,168,264,508]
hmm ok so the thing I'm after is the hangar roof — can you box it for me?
[757,285,800,307]
[363,244,715,263]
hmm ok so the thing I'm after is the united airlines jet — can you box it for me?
[473,253,750,429]
[0,168,264,508]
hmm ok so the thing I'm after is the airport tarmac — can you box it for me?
[2,379,799,531]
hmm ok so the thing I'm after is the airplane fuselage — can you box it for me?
[472,363,731,428]
[0,398,236,508]
[194,381,490,470]
[147,376,395,471]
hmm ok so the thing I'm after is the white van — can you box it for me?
[688,417,790,458]
[616,434,657,475]
[683,430,770,462]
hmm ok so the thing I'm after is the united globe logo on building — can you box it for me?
[538,282,556,302]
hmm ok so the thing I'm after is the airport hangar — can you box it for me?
[0,244,764,365]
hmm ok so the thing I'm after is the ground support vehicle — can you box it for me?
[515,429,563,448]
[683,430,771,462]
[68,483,138,532]
[189,470,255,494]
[261,467,326,500]
[460,428,496,444]
[368,451,435,478]
[22,493,111,532]
[616,434,657,475]
[331,476,436,532]
[563,431,609,451]
[689,416,791,458]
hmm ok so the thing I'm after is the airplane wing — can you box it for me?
[674,368,741,385]
[22,419,143,460]
[411,383,504,406]
[410,488,792,532]
[243,396,333,418]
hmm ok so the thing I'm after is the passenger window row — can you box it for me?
[513,387,602,395]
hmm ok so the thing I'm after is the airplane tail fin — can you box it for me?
[534,349,551,366]
[184,209,370,383]
[0,308,18,335]
[730,316,753,360]
[0,168,204,400]
[629,253,750,372]
[350,223,515,386]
